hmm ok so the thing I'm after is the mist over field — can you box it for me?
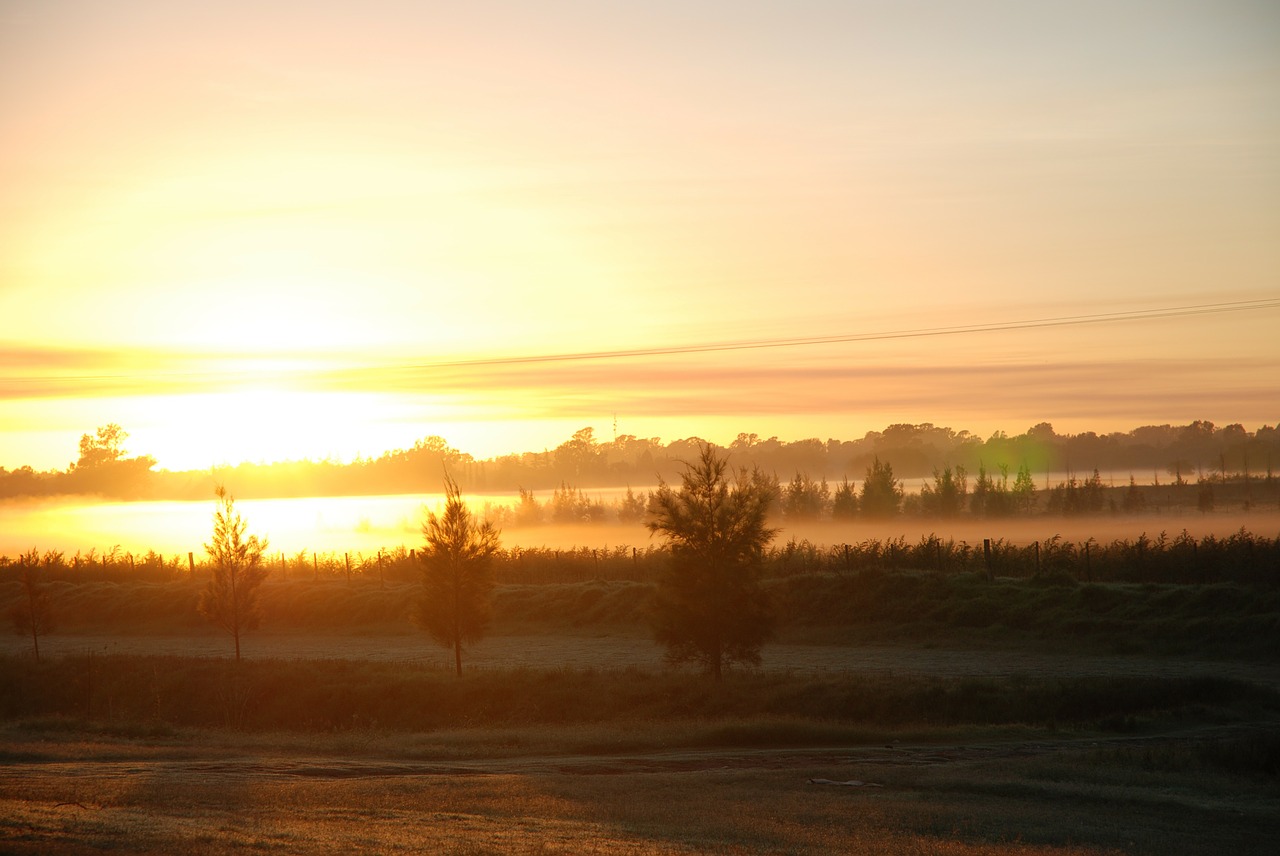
[2,491,1276,559]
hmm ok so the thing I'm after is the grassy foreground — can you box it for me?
[2,703,1278,854]
[4,570,1278,658]
[4,566,1279,853]
[3,657,1279,854]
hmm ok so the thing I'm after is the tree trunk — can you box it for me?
[25,583,40,662]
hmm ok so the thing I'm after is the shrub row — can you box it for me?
[5,528,1278,586]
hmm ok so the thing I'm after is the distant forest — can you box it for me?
[2,420,1278,506]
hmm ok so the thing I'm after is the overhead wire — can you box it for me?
[4,296,1278,387]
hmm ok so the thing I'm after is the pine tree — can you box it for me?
[414,475,501,676]
[646,444,777,680]
[831,477,859,519]
[10,551,55,662]
[198,487,268,662]
[859,457,903,518]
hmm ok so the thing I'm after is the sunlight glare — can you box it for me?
[148,387,416,468]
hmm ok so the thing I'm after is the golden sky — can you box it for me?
[2,0,1278,471]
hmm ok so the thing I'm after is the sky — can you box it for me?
[2,0,1278,472]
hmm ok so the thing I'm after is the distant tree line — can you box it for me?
[3,420,1279,502]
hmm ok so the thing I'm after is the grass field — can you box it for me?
[2,714,1278,854]
[3,570,1278,854]
[2,655,1279,854]
[4,569,1278,659]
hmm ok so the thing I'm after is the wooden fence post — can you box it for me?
[983,539,992,581]
[187,552,195,580]
[345,553,351,584]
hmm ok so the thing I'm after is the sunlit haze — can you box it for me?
[3,1,1277,471]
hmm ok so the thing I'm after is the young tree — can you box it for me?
[414,474,501,676]
[1123,475,1147,513]
[920,466,968,517]
[859,456,903,518]
[646,444,777,680]
[831,477,858,520]
[514,487,543,526]
[617,486,649,523]
[781,472,831,520]
[1012,462,1037,514]
[10,550,55,662]
[198,487,269,662]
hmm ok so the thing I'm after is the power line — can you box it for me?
[404,297,1280,370]
[5,297,1278,387]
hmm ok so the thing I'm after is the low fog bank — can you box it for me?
[502,510,1278,552]
[2,493,1275,558]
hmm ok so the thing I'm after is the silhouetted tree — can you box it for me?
[1048,469,1107,516]
[554,427,602,482]
[75,423,130,469]
[414,474,501,676]
[781,472,830,520]
[198,487,269,662]
[549,482,605,522]
[514,487,542,525]
[831,477,858,519]
[617,486,648,523]
[1197,477,1215,514]
[859,457,902,518]
[67,424,156,497]
[971,462,1014,517]
[10,550,55,661]
[920,466,968,517]
[1012,462,1037,514]
[1123,475,1146,513]
[646,444,777,680]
